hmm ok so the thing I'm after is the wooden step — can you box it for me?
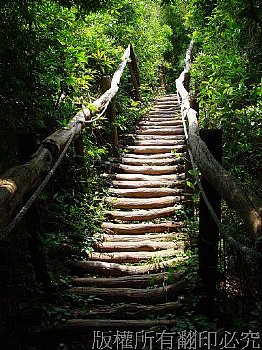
[71,271,184,288]
[101,222,183,234]
[112,164,184,175]
[71,279,186,303]
[112,180,185,189]
[133,135,185,140]
[94,240,181,253]
[95,232,180,242]
[107,173,185,181]
[137,128,184,136]
[126,145,185,153]
[108,187,183,198]
[122,152,181,158]
[133,139,184,146]
[70,256,187,276]
[121,156,183,166]
[88,248,181,263]
[139,120,182,126]
[32,319,179,338]
[105,205,181,221]
[76,300,182,319]
[105,196,183,210]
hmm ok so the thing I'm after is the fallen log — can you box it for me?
[105,206,181,221]
[101,221,184,234]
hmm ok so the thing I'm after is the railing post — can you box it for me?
[129,45,140,100]
[198,129,222,318]
[102,76,119,156]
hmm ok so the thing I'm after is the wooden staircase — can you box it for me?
[36,95,190,346]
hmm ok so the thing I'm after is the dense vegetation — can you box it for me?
[0,0,262,348]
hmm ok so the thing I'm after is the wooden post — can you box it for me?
[129,45,140,100]
[198,129,222,318]
[102,76,119,156]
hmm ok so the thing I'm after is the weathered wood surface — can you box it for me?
[176,41,262,238]
[106,173,185,181]
[32,319,179,338]
[111,180,185,189]
[105,195,184,210]
[101,221,184,234]
[94,232,179,242]
[71,257,186,276]
[0,45,133,230]
[71,271,184,288]
[71,279,186,303]
[77,300,183,319]
[111,163,184,175]
[126,144,185,153]
[94,240,182,252]
[108,187,182,198]
[105,205,181,221]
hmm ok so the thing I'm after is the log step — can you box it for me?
[122,152,182,158]
[70,257,187,276]
[131,134,185,140]
[108,187,183,197]
[139,120,182,126]
[94,240,181,252]
[105,205,181,221]
[95,232,181,242]
[121,156,183,165]
[88,247,182,263]
[71,271,184,288]
[71,279,186,303]
[107,173,185,181]
[75,301,182,319]
[112,180,185,189]
[112,164,184,175]
[105,196,184,210]
[133,139,184,146]
[33,319,179,338]
[126,145,185,153]
[135,129,184,136]
[101,221,184,234]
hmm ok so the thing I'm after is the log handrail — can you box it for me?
[0,44,139,233]
[176,41,262,240]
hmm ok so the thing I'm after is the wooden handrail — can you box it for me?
[176,42,262,239]
[0,45,139,230]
